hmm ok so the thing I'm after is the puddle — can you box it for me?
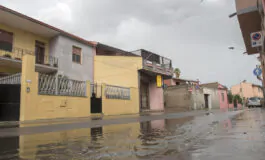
[0,110,252,160]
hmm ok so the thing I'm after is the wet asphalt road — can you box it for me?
[0,109,263,160]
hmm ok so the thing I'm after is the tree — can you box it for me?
[227,91,233,103]
[174,68,181,78]
[233,94,243,104]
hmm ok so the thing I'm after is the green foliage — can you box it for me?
[227,91,233,103]
[233,94,243,104]
[174,68,181,73]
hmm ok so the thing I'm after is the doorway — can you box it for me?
[204,94,209,109]
[140,82,149,110]
[0,84,20,121]
[90,83,102,114]
[35,41,45,64]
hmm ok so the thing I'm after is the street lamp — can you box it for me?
[229,12,237,18]
[228,47,248,54]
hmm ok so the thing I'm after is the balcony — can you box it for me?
[143,59,173,76]
[142,53,173,77]
[0,47,58,73]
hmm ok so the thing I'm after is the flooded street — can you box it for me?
[0,109,264,160]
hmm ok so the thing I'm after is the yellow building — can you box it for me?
[94,55,143,115]
[0,6,145,121]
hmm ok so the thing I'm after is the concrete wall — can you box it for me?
[102,86,140,115]
[164,85,192,112]
[149,81,164,111]
[192,89,205,110]
[164,85,206,112]
[49,35,93,81]
[20,54,91,121]
[94,56,142,87]
[94,56,142,115]
[203,87,220,109]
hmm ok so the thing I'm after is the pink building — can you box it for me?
[132,49,173,112]
[218,84,229,110]
[201,82,229,110]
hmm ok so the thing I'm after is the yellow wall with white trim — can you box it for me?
[20,54,90,121]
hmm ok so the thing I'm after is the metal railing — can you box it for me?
[105,85,130,100]
[143,59,173,75]
[38,74,86,97]
[0,47,58,68]
[0,73,21,84]
[0,47,33,61]
[36,54,58,68]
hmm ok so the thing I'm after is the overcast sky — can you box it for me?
[0,0,261,87]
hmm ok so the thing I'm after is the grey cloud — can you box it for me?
[0,0,261,86]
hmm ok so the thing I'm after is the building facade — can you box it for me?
[0,5,94,81]
[201,82,229,110]
[231,82,263,98]
[164,78,198,87]
[132,49,173,112]
[164,84,220,112]
[49,35,94,81]
[234,0,265,97]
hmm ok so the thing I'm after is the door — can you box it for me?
[140,82,149,109]
[0,84,20,121]
[90,83,102,114]
[35,41,45,64]
[204,94,209,109]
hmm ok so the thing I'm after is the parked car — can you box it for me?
[247,97,261,108]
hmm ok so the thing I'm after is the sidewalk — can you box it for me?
[0,109,244,137]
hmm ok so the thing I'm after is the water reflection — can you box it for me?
[0,114,229,160]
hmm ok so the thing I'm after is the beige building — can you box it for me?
[231,82,263,98]
[164,84,220,112]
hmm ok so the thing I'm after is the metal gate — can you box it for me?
[0,73,21,121]
[90,83,102,114]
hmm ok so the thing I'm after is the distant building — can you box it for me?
[231,82,263,99]
[164,78,198,87]
[201,82,229,110]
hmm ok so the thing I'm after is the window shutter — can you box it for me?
[0,29,13,43]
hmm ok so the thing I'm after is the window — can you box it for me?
[0,29,13,52]
[72,46,81,64]
[221,93,225,102]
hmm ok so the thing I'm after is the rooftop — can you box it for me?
[0,5,94,46]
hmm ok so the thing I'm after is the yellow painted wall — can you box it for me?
[94,56,142,115]
[19,123,140,159]
[102,86,140,115]
[19,128,91,159]
[20,54,91,121]
[0,23,50,55]
[94,56,142,88]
